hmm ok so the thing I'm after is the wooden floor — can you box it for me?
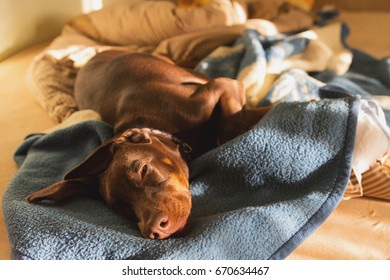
[0,43,54,259]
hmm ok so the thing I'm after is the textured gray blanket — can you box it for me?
[3,92,358,259]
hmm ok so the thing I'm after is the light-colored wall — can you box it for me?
[0,0,122,62]
[2,0,390,61]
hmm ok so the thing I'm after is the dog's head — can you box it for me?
[27,128,192,240]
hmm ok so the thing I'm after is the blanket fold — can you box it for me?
[195,23,351,106]
[3,92,359,259]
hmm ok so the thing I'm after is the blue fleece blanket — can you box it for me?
[3,92,359,259]
[315,49,390,124]
[195,26,390,124]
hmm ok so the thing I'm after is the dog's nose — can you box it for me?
[148,214,170,240]
[147,214,186,240]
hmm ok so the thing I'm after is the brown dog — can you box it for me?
[27,51,270,239]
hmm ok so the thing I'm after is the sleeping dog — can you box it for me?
[27,51,270,239]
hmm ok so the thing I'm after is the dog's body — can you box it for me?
[75,51,256,156]
[27,51,270,239]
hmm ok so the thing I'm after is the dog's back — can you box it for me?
[75,51,222,156]
[75,51,209,132]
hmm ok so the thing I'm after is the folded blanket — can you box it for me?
[195,23,351,106]
[255,64,390,201]
[3,93,359,259]
[315,49,390,124]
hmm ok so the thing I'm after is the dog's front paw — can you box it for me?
[119,128,152,144]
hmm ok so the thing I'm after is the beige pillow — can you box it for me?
[69,0,246,46]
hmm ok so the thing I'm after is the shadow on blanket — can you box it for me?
[2,93,358,259]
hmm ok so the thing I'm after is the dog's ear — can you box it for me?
[26,141,115,203]
[64,140,115,180]
[26,179,96,203]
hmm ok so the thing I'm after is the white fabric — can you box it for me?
[352,100,390,183]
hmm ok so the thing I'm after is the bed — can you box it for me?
[1,0,390,260]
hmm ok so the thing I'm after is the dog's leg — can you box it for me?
[212,79,271,144]
[179,77,267,144]
[243,106,272,127]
